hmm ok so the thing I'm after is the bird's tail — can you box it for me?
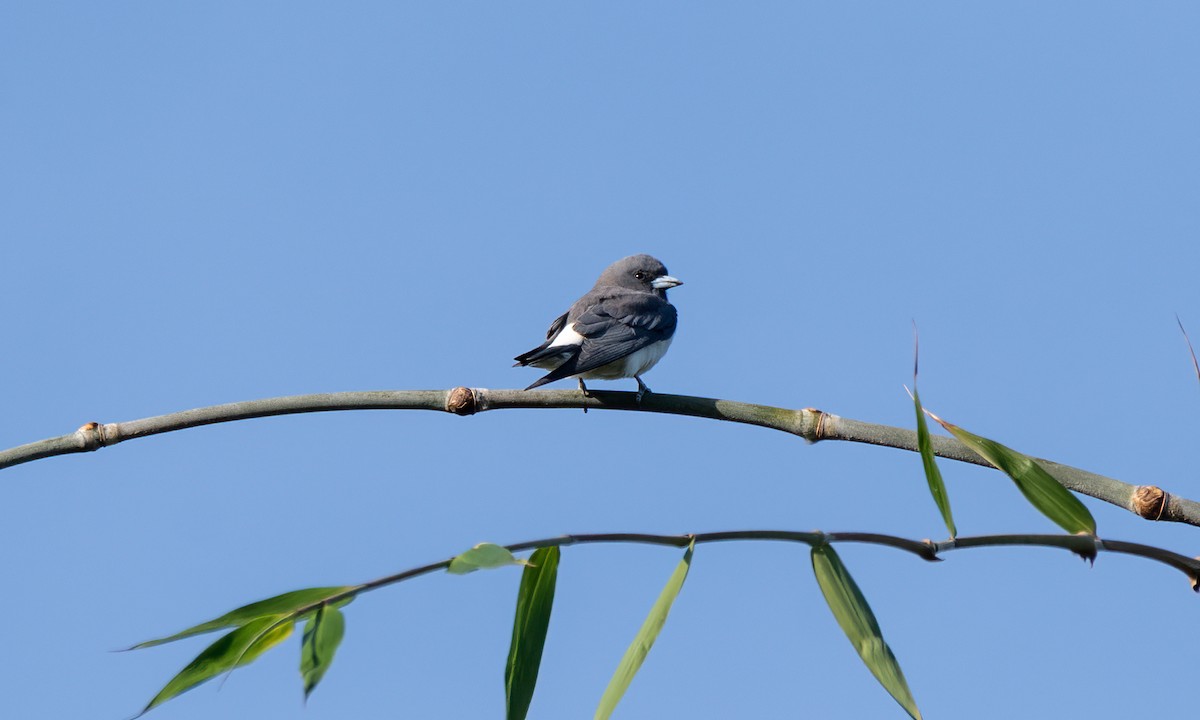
[523,354,581,390]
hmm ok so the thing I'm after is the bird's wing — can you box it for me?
[543,311,570,340]
[525,292,676,387]
[513,311,571,366]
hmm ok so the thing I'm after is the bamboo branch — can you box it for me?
[268,529,1200,624]
[3,387,1197,527]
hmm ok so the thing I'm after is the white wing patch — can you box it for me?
[547,322,586,348]
[523,322,585,370]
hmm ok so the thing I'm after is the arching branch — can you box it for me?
[3,387,1197,527]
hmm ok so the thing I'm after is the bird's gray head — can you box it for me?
[595,254,683,298]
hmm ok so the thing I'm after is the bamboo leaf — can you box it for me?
[129,586,356,650]
[139,615,294,715]
[935,419,1096,535]
[505,546,560,720]
[912,386,956,538]
[595,541,694,720]
[811,545,921,720]
[448,542,530,575]
[300,603,346,700]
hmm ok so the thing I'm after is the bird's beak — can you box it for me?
[651,275,683,290]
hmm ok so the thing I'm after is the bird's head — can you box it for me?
[598,254,683,298]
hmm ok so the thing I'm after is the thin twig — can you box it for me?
[217,528,1200,639]
[1178,315,1200,388]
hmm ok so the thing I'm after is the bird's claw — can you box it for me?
[634,376,651,405]
[579,378,590,414]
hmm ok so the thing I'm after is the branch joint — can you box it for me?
[75,422,116,452]
[1132,485,1168,521]
[445,387,478,416]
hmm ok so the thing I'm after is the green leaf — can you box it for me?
[595,541,694,720]
[139,615,294,716]
[811,545,922,720]
[912,386,956,538]
[129,586,357,650]
[937,420,1096,535]
[505,546,560,720]
[448,542,530,575]
[300,603,347,700]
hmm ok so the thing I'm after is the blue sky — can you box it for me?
[3,3,1199,718]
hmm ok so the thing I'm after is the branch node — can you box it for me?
[445,387,478,416]
[1132,485,1168,521]
[804,408,828,443]
[75,422,113,451]
[1077,535,1100,565]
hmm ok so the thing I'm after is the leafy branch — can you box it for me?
[127,528,1200,718]
[3,387,1197,526]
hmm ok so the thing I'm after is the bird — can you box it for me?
[514,254,682,402]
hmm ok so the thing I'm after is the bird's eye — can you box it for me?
[634,271,645,280]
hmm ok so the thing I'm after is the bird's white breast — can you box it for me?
[581,336,674,380]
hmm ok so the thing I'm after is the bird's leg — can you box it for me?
[578,378,590,414]
[634,376,651,405]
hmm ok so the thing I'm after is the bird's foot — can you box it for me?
[634,376,651,405]
[578,378,590,414]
